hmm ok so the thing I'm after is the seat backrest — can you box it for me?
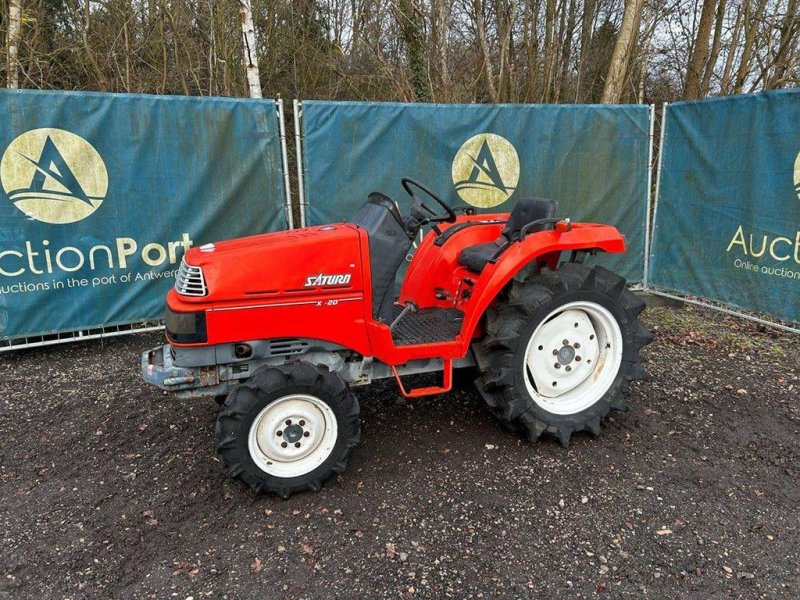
[501,198,559,240]
[349,193,413,322]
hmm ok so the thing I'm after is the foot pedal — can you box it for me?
[391,359,452,398]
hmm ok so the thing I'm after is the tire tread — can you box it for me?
[216,361,360,498]
[474,263,652,447]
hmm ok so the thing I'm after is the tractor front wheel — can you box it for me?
[474,263,652,447]
[216,362,360,498]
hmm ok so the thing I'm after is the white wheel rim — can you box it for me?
[247,394,338,478]
[523,301,624,415]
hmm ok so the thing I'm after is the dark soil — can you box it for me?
[1,305,798,599]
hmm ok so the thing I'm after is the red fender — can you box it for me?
[455,223,626,356]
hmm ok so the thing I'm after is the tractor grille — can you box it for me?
[175,259,207,297]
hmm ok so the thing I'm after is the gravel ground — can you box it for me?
[1,304,798,599]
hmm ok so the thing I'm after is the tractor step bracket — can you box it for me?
[391,359,453,398]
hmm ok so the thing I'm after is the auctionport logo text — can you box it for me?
[0,234,194,278]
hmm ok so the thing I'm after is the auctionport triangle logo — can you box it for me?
[0,128,108,224]
[452,133,520,208]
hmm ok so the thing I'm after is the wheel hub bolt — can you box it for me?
[565,366,572,372]
[575,356,581,361]
[574,342,581,349]
[554,363,561,369]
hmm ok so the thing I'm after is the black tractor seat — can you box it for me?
[458,198,558,273]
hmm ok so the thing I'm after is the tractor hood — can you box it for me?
[176,224,364,304]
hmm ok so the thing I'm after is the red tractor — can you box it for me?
[142,178,652,498]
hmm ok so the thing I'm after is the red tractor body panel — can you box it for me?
[168,224,375,355]
[176,224,366,305]
[166,215,626,366]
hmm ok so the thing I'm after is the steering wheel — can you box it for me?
[401,178,457,234]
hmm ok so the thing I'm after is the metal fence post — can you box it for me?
[276,99,294,229]
[642,103,656,288]
[645,102,668,290]
[293,99,307,227]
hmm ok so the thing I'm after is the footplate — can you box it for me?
[390,306,464,345]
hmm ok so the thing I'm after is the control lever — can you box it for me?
[390,301,418,330]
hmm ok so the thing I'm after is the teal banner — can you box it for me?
[301,101,650,281]
[649,90,800,323]
[0,90,285,341]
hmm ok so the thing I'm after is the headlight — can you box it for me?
[165,306,207,344]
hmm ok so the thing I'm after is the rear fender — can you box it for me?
[458,224,626,353]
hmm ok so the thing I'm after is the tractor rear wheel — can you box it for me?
[216,362,360,498]
[474,263,652,447]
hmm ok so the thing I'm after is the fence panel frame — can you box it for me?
[276,99,294,229]
[293,99,307,228]
[644,98,800,334]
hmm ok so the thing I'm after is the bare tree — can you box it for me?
[733,0,769,93]
[430,0,452,100]
[523,0,543,101]
[3,0,798,105]
[763,0,800,89]
[684,0,718,99]
[6,0,21,88]
[557,0,577,101]
[719,3,742,94]
[473,0,499,101]
[602,0,645,102]
[239,0,262,98]
[541,0,556,101]
[394,0,430,101]
[699,0,727,95]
